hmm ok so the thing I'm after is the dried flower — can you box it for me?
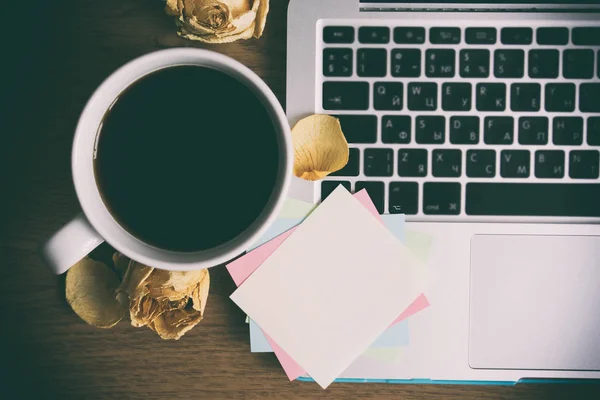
[292,114,349,181]
[115,253,210,340]
[165,0,269,43]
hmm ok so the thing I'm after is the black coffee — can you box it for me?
[94,66,280,252]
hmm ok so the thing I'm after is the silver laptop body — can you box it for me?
[286,0,600,383]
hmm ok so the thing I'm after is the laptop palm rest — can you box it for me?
[469,234,600,371]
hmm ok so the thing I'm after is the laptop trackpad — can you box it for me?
[469,235,600,371]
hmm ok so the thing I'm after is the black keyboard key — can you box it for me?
[501,27,532,45]
[536,27,569,45]
[391,49,421,77]
[337,115,377,143]
[572,27,600,46]
[511,83,541,112]
[476,83,506,112]
[374,82,403,110]
[423,183,461,215]
[382,116,411,144]
[358,27,390,44]
[330,148,359,177]
[432,149,462,177]
[357,49,387,77]
[408,82,437,111]
[484,116,514,145]
[570,150,600,179]
[466,183,600,216]
[528,50,559,79]
[323,82,369,110]
[467,150,496,178]
[553,117,583,146]
[323,26,355,44]
[323,48,353,77]
[494,50,524,78]
[563,49,594,79]
[394,27,425,44]
[389,182,418,214]
[518,117,549,145]
[430,27,461,44]
[465,27,496,44]
[580,84,600,113]
[460,49,490,78]
[355,181,385,214]
[426,49,456,78]
[321,181,350,202]
[588,117,600,146]
[398,149,428,177]
[545,83,576,112]
[416,116,445,144]
[501,150,531,178]
[442,83,472,111]
[450,116,479,145]
[364,149,394,177]
[535,150,565,179]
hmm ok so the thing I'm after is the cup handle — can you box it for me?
[39,212,105,274]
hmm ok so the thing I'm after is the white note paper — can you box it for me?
[230,186,424,388]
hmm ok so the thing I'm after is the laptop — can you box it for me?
[285,0,600,384]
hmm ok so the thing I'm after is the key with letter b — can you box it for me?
[535,150,565,179]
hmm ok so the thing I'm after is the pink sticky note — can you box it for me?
[227,190,429,380]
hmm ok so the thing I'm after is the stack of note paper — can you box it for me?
[227,186,430,389]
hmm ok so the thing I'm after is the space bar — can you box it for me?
[466,183,600,217]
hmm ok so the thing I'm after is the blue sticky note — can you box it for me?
[369,320,409,348]
[248,218,303,251]
[250,319,273,352]
[382,214,406,243]
[249,213,410,353]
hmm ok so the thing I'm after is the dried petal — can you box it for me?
[65,258,125,328]
[291,114,349,181]
[191,269,210,315]
[254,0,269,38]
[178,23,254,43]
[149,307,203,340]
[116,260,153,298]
[165,0,180,16]
[228,0,252,17]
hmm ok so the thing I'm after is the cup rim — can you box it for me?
[72,48,292,271]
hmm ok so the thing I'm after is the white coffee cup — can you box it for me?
[40,48,292,274]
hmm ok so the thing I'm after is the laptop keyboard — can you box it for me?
[318,23,600,218]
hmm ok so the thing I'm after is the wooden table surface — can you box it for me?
[2,1,599,398]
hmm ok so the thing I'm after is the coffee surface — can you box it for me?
[94,66,280,252]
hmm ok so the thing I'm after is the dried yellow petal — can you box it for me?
[292,114,349,181]
[65,258,125,328]
[149,307,203,340]
[191,269,210,315]
[254,0,269,37]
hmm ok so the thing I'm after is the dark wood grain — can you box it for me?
[1,1,599,398]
